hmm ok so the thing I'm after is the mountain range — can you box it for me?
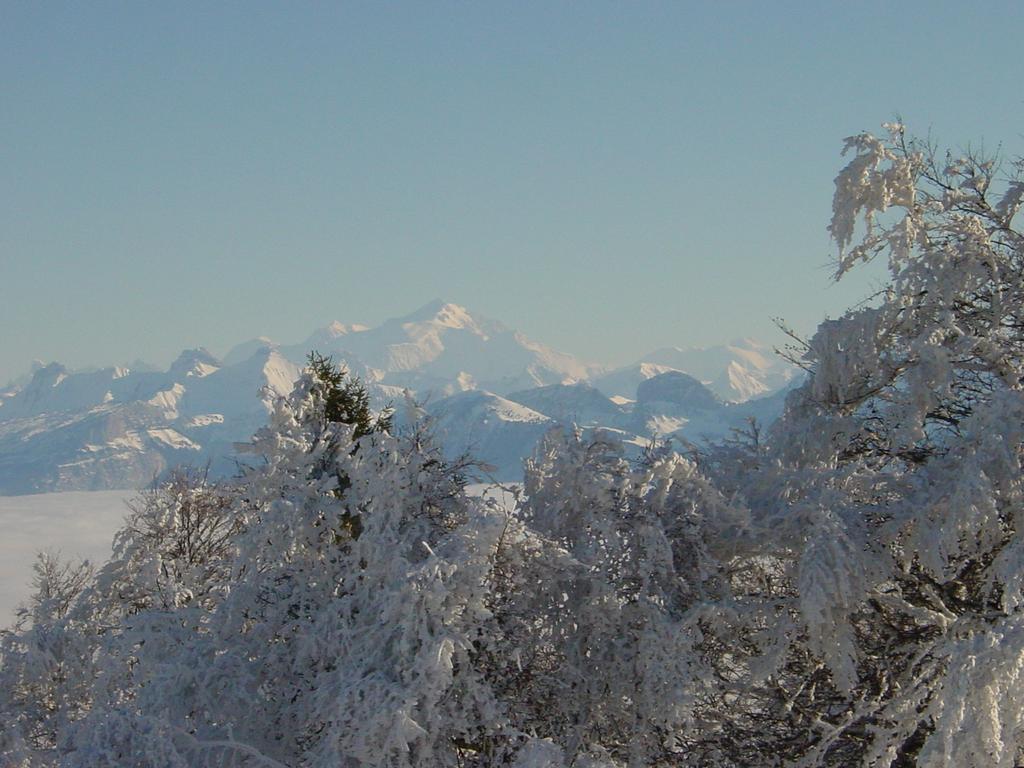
[0,301,798,493]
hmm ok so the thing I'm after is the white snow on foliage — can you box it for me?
[0,485,514,627]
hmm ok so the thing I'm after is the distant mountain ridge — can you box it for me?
[272,299,599,395]
[0,301,799,492]
[0,348,301,494]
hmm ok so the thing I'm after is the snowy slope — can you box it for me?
[426,391,553,481]
[505,383,628,429]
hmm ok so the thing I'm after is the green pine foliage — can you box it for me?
[306,351,392,438]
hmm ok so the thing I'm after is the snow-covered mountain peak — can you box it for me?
[396,300,499,338]
[639,340,795,402]
[222,337,278,367]
[281,301,591,393]
[592,362,681,400]
[429,303,481,331]
[169,348,220,379]
[637,371,721,411]
[324,321,353,337]
[252,347,302,398]
[718,360,770,401]
[300,323,370,359]
[400,298,456,322]
[191,346,300,407]
[308,321,368,343]
[35,362,70,387]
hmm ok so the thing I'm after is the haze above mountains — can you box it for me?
[0,301,798,494]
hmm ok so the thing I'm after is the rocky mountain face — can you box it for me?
[0,301,799,492]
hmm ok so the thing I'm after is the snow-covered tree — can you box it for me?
[0,553,94,763]
[704,123,1024,767]
[483,430,712,764]
[0,364,508,766]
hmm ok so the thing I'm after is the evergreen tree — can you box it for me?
[305,351,392,439]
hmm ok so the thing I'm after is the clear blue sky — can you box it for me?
[3,2,1023,383]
